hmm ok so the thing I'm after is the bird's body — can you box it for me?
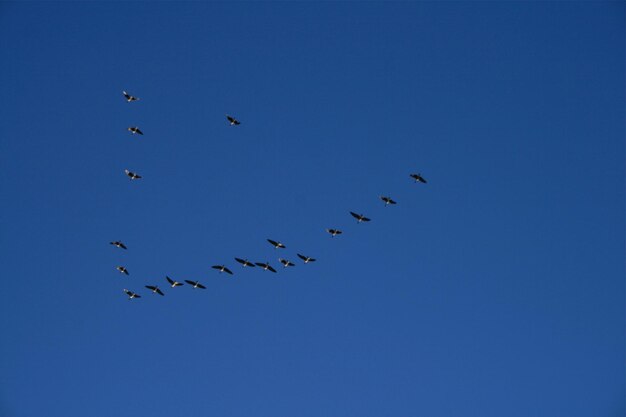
[212,265,233,275]
[122,91,139,102]
[267,239,286,249]
[226,115,240,125]
[128,126,143,135]
[235,258,255,268]
[380,196,397,206]
[185,280,206,289]
[123,289,140,299]
[410,173,427,183]
[124,169,142,180]
[297,254,316,264]
[279,258,295,268]
[350,211,371,223]
[110,241,128,250]
[255,262,277,272]
[166,276,184,288]
[326,228,342,237]
[116,266,129,275]
[145,285,164,296]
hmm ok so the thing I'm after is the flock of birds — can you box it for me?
[114,90,427,300]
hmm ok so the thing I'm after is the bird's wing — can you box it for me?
[350,212,359,219]
[211,265,221,270]
[224,268,233,275]
[146,285,156,290]
[156,288,164,295]
[197,283,206,289]
[268,266,277,273]
[185,280,194,285]
[363,217,371,222]
[297,254,306,260]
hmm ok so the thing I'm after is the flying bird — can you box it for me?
[380,196,397,206]
[124,169,142,180]
[235,258,255,268]
[326,228,342,237]
[226,115,241,125]
[410,173,427,184]
[110,241,127,250]
[185,280,206,289]
[267,239,286,249]
[212,265,233,275]
[122,91,139,102]
[116,266,129,275]
[279,258,295,268]
[145,285,164,296]
[123,289,141,299]
[297,254,316,264]
[127,126,143,135]
[166,276,184,288]
[255,262,277,273]
[350,211,371,223]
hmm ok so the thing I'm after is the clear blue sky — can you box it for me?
[0,2,623,416]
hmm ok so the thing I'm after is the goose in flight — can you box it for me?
[128,126,143,135]
[185,280,206,289]
[267,239,286,249]
[110,241,127,250]
[326,228,342,237]
[124,169,142,180]
[235,258,255,268]
[212,265,233,275]
[166,276,184,288]
[410,173,427,184]
[255,262,277,273]
[123,289,141,299]
[297,254,316,264]
[350,211,371,223]
[380,196,397,206]
[116,266,129,275]
[226,115,241,126]
[279,258,295,268]
[123,91,139,102]
[145,285,164,296]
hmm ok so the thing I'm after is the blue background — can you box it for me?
[0,2,623,416]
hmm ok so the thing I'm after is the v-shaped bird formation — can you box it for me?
[111,90,427,299]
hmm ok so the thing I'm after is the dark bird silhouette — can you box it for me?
[235,258,255,268]
[212,265,233,275]
[297,254,316,264]
[255,262,277,272]
[166,276,184,287]
[410,173,427,184]
[145,285,164,296]
[226,115,241,125]
[128,126,143,135]
[124,169,142,180]
[350,211,371,223]
[116,266,129,275]
[326,228,342,237]
[123,91,139,102]
[123,289,141,299]
[267,239,286,249]
[110,241,127,250]
[279,258,295,268]
[380,196,397,206]
[185,280,206,289]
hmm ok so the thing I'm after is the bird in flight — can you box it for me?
[350,211,371,223]
[124,169,142,180]
[123,289,141,299]
[122,91,139,102]
[297,254,316,264]
[235,258,255,268]
[380,196,397,206]
[326,228,342,237]
[110,241,127,250]
[145,285,164,296]
[255,262,277,272]
[212,265,233,275]
[410,173,427,184]
[116,266,129,275]
[226,115,241,126]
[128,126,143,135]
[279,258,295,268]
[185,280,206,289]
[166,276,184,288]
[267,239,286,249]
